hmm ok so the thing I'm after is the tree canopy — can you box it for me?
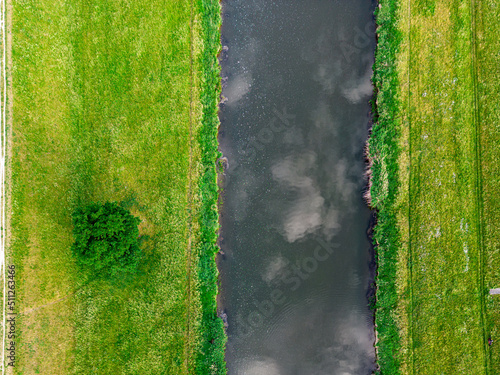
[71,202,141,277]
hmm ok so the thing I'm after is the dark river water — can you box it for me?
[218,1,377,374]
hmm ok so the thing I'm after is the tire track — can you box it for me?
[406,0,415,374]
[469,0,489,372]
[184,0,196,372]
[21,295,72,316]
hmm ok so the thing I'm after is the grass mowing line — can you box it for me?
[20,295,72,316]
[469,0,489,372]
[406,1,415,374]
[474,2,500,371]
[185,0,197,370]
[19,278,93,317]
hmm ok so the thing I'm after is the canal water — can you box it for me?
[218,1,377,374]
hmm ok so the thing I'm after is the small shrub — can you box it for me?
[71,202,141,277]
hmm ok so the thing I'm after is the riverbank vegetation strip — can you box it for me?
[9,0,224,373]
[371,0,500,373]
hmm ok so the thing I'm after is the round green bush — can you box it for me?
[71,202,141,276]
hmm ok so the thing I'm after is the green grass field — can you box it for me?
[370,0,500,373]
[8,0,224,373]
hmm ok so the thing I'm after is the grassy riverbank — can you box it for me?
[9,0,224,373]
[370,0,500,373]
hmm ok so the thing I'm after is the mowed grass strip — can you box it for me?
[372,0,500,373]
[11,0,78,373]
[476,0,500,373]
[407,1,486,372]
[9,0,224,374]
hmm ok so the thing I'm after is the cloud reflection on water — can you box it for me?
[272,153,327,242]
[224,74,252,105]
[234,305,374,375]
[341,65,374,104]
[271,153,359,243]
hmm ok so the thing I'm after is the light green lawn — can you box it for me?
[8,0,223,373]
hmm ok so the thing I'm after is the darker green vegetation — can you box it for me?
[71,202,141,277]
[369,0,403,373]
[195,0,227,373]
